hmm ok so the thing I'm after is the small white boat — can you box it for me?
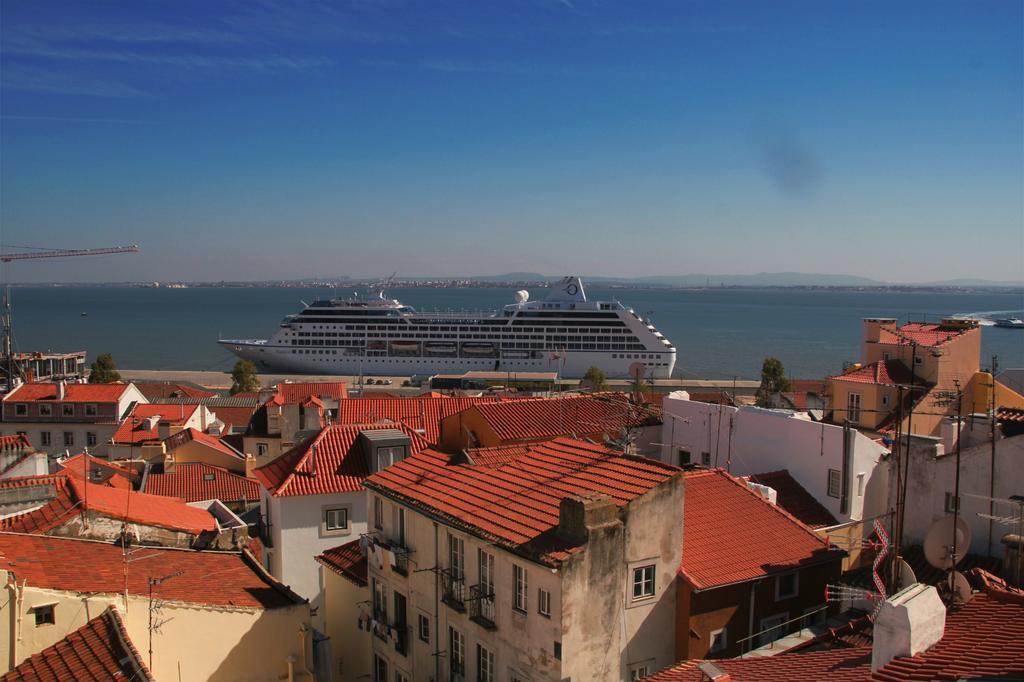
[994,318,1024,329]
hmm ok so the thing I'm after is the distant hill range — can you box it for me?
[461,272,1024,288]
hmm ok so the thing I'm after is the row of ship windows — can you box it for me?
[290,335,643,343]
[290,345,651,355]
[292,326,632,334]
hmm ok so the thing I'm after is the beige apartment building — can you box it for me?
[361,437,684,682]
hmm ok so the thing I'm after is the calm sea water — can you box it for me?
[6,286,1023,379]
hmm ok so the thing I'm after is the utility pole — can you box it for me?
[932,381,963,592]
[989,355,998,556]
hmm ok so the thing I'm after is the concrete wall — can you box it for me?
[0,423,120,457]
[560,476,683,681]
[321,568,371,682]
[0,452,48,478]
[367,473,683,682]
[902,432,1024,558]
[831,381,898,431]
[265,490,367,630]
[0,580,313,682]
[661,393,889,523]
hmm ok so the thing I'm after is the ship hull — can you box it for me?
[219,340,675,379]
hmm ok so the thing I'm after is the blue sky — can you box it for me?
[1,1,1021,283]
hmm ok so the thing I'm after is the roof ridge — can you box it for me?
[104,606,154,681]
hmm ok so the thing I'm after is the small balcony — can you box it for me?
[391,545,411,576]
[468,584,496,630]
[441,569,465,612]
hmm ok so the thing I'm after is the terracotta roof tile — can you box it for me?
[145,463,260,504]
[273,382,348,404]
[253,423,429,497]
[336,395,509,443]
[316,539,368,587]
[111,403,199,445]
[681,469,841,590]
[0,434,32,452]
[0,533,301,609]
[830,360,919,386]
[877,322,973,348]
[467,394,661,442]
[0,474,217,535]
[646,572,1024,681]
[1,607,152,682]
[747,470,838,529]
[365,437,680,565]
[58,453,137,489]
[164,428,244,460]
[4,383,131,403]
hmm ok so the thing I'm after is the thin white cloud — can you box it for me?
[0,64,152,98]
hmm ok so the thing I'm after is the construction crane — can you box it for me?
[1,244,140,387]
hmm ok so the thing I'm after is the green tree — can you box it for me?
[582,366,609,392]
[756,356,791,406]
[88,353,122,384]
[230,360,261,395]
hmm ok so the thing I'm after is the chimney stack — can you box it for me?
[557,493,618,546]
[871,584,946,672]
[862,318,897,346]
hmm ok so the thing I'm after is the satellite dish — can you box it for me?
[923,516,972,570]
[514,290,529,303]
[896,558,917,590]
[951,570,974,603]
[628,362,646,380]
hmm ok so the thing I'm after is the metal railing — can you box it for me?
[441,569,465,611]
[468,584,496,629]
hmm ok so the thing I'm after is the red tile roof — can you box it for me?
[830,360,918,386]
[336,395,509,443]
[208,404,258,430]
[111,403,199,444]
[145,463,260,503]
[133,382,216,400]
[466,394,661,443]
[164,428,244,460]
[0,533,301,609]
[254,423,429,497]
[316,539,368,587]
[878,322,973,348]
[466,444,536,467]
[0,434,32,451]
[646,574,1024,681]
[747,470,838,529]
[0,474,217,535]
[4,383,132,403]
[58,453,137,489]
[1,607,152,682]
[681,469,841,590]
[365,437,681,565]
[273,381,348,404]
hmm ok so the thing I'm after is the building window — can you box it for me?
[883,352,891,361]
[418,614,430,643]
[86,432,97,447]
[40,431,51,447]
[709,627,728,655]
[448,534,465,579]
[38,404,52,417]
[14,403,27,416]
[701,451,712,466]
[33,604,55,627]
[85,404,98,417]
[847,392,862,424]
[374,497,384,530]
[449,627,465,679]
[914,355,923,366]
[758,614,788,647]
[945,492,960,514]
[513,564,528,613]
[324,507,349,532]
[373,655,388,682]
[775,572,798,600]
[827,469,841,498]
[257,442,268,457]
[476,644,495,682]
[375,445,405,471]
[478,549,494,596]
[553,641,562,661]
[628,663,651,681]
[63,432,74,447]
[372,578,387,622]
[62,404,74,417]
[677,449,691,466]
[538,588,551,617]
[881,394,890,407]
[632,565,656,600]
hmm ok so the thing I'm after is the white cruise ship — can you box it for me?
[219,276,676,378]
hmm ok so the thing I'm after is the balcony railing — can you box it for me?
[392,546,410,576]
[468,584,496,630]
[441,569,465,612]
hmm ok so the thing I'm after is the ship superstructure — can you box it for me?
[219,276,675,378]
